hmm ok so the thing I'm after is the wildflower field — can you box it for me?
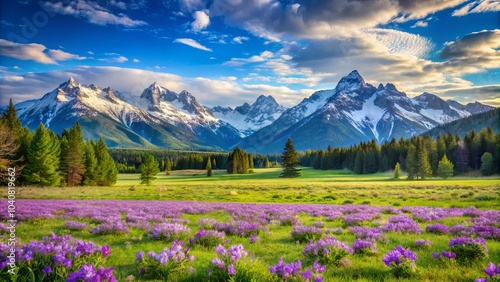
[1,168,500,281]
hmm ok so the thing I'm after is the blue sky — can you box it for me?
[0,0,499,107]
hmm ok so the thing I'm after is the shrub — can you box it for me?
[135,240,193,280]
[382,246,418,278]
[291,225,323,243]
[449,237,488,265]
[302,236,353,265]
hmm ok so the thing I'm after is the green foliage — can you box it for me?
[480,152,495,176]
[437,154,454,179]
[60,122,86,186]
[390,259,418,278]
[22,123,61,186]
[94,138,118,186]
[227,147,252,174]
[450,242,489,266]
[280,138,301,178]
[139,154,160,185]
[394,162,401,179]
[206,157,212,177]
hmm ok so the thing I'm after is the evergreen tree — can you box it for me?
[416,138,432,180]
[2,99,23,138]
[454,141,469,174]
[394,162,401,179]
[165,158,173,175]
[22,123,61,186]
[480,152,495,176]
[406,144,417,180]
[206,157,212,177]
[437,154,454,179]
[139,155,160,185]
[212,157,217,169]
[82,141,97,185]
[280,138,301,178]
[264,157,271,168]
[353,150,365,174]
[60,122,86,186]
[94,138,118,186]
[227,147,251,174]
[0,121,20,182]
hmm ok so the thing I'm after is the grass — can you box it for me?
[4,167,500,209]
[2,168,499,281]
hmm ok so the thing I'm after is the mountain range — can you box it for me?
[13,71,495,152]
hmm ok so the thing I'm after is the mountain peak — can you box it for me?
[254,95,278,106]
[335,70,366,92]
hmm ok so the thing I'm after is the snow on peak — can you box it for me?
[335,70,366,92]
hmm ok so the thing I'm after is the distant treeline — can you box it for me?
[109,148,275,173]
[0,99,117,186]
[301,127,500,176]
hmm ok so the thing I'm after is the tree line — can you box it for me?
[300,127,500,177]
[0,99,117,186]
[110,148,273,173]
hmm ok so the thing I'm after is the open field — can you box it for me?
[1,168,499,281]
[4,168,500,209]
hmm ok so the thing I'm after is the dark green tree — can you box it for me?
[406,144,417,180]
[22,123,61,186]
[82,141,97,185]
[139,154,160,184]
[206,157,212,177]
[94,138,118,186]
[280,138,301,178]
[60,122,86,186]
[437,154,454,179]
[480,152,495,176]
[227,147,251,174]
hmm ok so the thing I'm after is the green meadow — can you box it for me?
[7,168,500,209]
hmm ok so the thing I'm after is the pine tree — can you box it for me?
[280,138,301,178]
[22,123,61,186]
[2,99,23,138]
[437,154,454,179]
[165,158,173,175]
[480,152,495,176]
[353,150,364,174]
[212,157,217,169]
[60,122,86,186]
[406,144,417,180]
[0,121,20,182]
[394,162,401,179]
[94,138,118,186]
[206,157,212,177]
[82,141,97,185]
[139,154,160,185]
[227,147,251,174]
[416,138,432,180]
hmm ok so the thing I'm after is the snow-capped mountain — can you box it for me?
[238,70,495,153]
[211,95,287,137]
[16,78,242,149]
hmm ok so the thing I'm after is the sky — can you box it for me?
[0,0,499,108]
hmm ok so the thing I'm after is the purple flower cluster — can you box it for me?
[0,233,111,280]
[149,223,190,241]
[274,214,299,226]
[89,220,130,235]
[291,225,323,243]
[191,229,225,247]
[432,251,456,259]
[302,236,353,265]
[64,220,89,231]
[214,220,264,237]
[343,212,378,226]
[67,264,116,282]
[426,223,450,235]
[198,218,217,229]
[382,246,417,267]
[352,238,377,254]
[136,240,193,279]
[449,237,486,247]
[450,224,475,237]
[484,262,500,278]
[382,216,422,234]
[414,239,432,249]
[207,244,248,278]
[268,258,325,282]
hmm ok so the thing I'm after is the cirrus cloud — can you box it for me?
[173,38,213,52]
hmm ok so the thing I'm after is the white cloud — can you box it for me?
[48,49,87,61]
[133,58,140,63]
[223,51,274,66]
[411,20,428,28]
[0,39,87,64]
[99,53,129,63]
[173,38,213,52]
[191,10,210,31]
[0,40,56,64]
[452,0,500,16]
[364,28,434,57]
[233,36,249,44]
[42,0,147,27]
